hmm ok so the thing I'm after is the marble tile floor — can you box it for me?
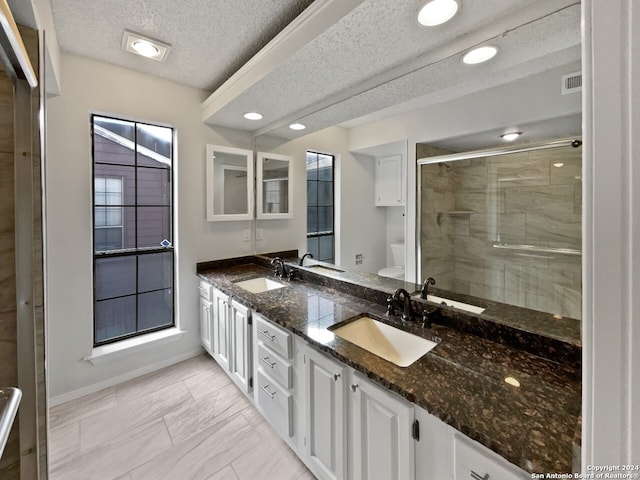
[49,354,315,480]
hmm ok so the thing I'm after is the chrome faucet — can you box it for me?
[420,277,436,300]
[271,257,286,279]
[387,288,414,322]
[299,252,313,266]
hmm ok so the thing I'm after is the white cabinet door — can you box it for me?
[304,346,347,480]
[414,405,454,480]
[212,287,230,372]
[349,372,415,480]
[375,154,404,206]
[199,297,213,355]
[229,300,251,393]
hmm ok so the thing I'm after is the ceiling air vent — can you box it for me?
[561,71,582,95]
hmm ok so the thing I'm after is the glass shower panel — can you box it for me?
[420,144,582,319]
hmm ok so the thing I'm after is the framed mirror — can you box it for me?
[206,144,254,221]
[257,152,293,220]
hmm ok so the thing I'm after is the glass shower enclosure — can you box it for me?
[417,138,582,320]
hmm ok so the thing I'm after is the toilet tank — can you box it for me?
[390,243,405,267]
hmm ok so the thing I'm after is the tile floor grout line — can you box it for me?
[48,354,314,480]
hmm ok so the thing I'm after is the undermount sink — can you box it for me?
[234,277,285,294]
[308,265,345,274]
[414,293,485,315]
[331,315,438,367]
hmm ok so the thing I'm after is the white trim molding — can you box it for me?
[51,347,203,406]
[83,327,186,365]
[582,0,640,466]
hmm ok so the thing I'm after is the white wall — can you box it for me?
[385,206,405,266]
[348,76,582,282]
[46,53,257,399]
[256,129,386,273]
[45,53,389,399]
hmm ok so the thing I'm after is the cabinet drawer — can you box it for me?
[256,370,293,438]
[198,280,212,301]
[257,342,292,389]
[454,434,527,480]
[255,315,292,359]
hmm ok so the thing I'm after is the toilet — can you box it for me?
[377,243,405,280]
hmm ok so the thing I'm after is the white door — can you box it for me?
[304,347,347,480]
[212,288,230,371]
[229,300,251,393]
[350,372,415,480]
[199,297,213,355]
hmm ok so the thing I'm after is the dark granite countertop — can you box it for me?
[197,258,581,474]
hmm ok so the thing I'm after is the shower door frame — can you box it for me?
[414,136,582,284]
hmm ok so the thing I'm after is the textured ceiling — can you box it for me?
[48,0,314,91]
[264,6,581,139]
[37,0,581,146]
[205,1,581,140]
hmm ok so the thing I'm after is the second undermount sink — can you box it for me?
[234,277,285,294]
[414,293,485,315]
[331,315,438,367]
[308,265,345,274]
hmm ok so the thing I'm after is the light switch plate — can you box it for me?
[256,228,264,240]
[243,229,250,242]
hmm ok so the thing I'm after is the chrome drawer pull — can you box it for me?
[350,383,358,392]
[260,330,276,342]
[261,356,276,368]
[470,471,490,480]
[260,384,276,399]
[333,373,341,381]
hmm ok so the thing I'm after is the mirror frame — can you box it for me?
[206,144,254,222]
[256,151,293,220]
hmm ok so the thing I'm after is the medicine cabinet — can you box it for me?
[256,152,293,220]
[206,144,254,222]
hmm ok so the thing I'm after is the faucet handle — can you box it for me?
[420,310,432,329]
[386,296,398,316]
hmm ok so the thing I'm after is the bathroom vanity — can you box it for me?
[196,252,581,479]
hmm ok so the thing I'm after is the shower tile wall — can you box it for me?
[0,25,47,479]
[419,143,582,319]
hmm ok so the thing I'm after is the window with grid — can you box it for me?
[92,115,174,346]
[306,151,334,263]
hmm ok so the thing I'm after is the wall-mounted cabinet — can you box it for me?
[375,154,404,206]
[206,144,254,221]
[205,146,294,221]
[257,152,293,219]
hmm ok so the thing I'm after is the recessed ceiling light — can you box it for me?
[122,30,170,62]
[244,112,263,120]
[289,123,306,130]
[462,45,498,65]
[417,0,459,26]
[553,162,565,168]
[500,132,521,142]
[132,40,159,57]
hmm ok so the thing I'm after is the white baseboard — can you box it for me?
[48,347,204,407]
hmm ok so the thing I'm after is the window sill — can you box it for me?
[84,328,185,365]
